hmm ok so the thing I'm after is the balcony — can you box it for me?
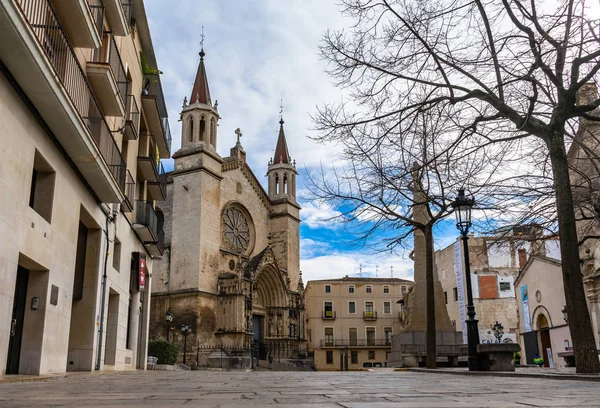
[319,339,392,348]
[1,0,126,202]
[50,0,103,48]
[121,170,134,212]
[142,75,171,158]
[124,94,140,140]
[147,161,167,202]
[363,311,378,321]
[87,31,127,117]
[133,200,163,257]
[321,311,336,320]
[104,0,129,37]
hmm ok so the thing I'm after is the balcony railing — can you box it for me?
[121,170,135,212]
[88,0,104,40]
[162,117,172,153]
[135,200,158,239]
[16,0,126,191]
[363,311,378,321]
[125,94,139,140]
[320,339,392,347]
[322,311,336,320]
[93,31,127,107]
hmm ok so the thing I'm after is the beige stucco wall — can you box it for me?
[305,278,413,370]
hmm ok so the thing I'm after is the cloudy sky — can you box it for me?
[145,0,461,282]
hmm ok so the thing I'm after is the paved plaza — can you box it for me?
[1,369,599,407]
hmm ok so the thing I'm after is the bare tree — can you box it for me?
[316,0,600,373]
[308,106,504,368]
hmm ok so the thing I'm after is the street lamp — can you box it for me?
[181,322,192,365]
[491,321,504,343]
[165,308,173,341]
[452,189,481,371]
[562,306,568,323]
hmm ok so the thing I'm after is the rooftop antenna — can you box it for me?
[279,97,284,124]
[391,266,394,278]
[359,264,363,278]
[376,265,379,278]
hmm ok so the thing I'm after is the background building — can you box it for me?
[0,0,170,375]
[305,277,414,370]
[149,49,306,368]
[436,231,561,344]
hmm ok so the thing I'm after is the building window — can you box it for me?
[368,350,375,360]
[324,327,334,346]
[366,285,372,294]
[384,327,392,345]
[351,351,358,364]
[348,285,355,293]
[499,281,511,291]
[453,287,458,301]
[325,285,331,293]
[112,239,121,272]
[365,301,374,317]
[326,351,333,364]
[29,151,56,223]
[383,302,391,314]
[349,301,356,314]
[349,327,357,346]
[366,327,375,346]
[444,291,448,304]
[324,301,333,318]
[401,285,407,294]
[383,285,389,294]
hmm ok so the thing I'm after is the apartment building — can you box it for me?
[0,0,170,375]
[305,277,414,371]
[436,232,561,344]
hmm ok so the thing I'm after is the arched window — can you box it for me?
[188,117,194,142]
[283,173,288,194]
[275,173,280,194]
[200,116,206,142]
[210,118,216,146]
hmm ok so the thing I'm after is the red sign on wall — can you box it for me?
[138,252,147,292]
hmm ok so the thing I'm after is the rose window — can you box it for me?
[222,206,251,254]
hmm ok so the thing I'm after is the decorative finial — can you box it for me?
[235,128,242,145]
[214,100,218,109]
[279,97,284,126]
[182,96,187,108]
[199,25,205,59]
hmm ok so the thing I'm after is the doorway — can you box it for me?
[252,315,266,360]
[6,266,30,374]
[537,314,551,367]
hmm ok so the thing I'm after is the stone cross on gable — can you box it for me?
[235,128,242,144]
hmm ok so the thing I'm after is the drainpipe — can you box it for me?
[96,210,115,370]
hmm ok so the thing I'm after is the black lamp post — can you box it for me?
[181,322,192,365]
[165,308,173,341]
[452,189,481,371]
[491,321,504,343]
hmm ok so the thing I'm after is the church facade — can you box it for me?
[150,49,306,367]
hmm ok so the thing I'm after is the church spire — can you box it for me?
[189,48,211,105]
[273,118,291,165]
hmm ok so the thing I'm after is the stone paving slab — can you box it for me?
[1,369,600,407]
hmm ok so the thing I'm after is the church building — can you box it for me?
[150,48,306,367]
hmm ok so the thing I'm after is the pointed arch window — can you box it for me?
[275,173,280,194]
[188,117,194,142]
[283,173,288,194]
[200,116,206,142]
[210,118,216,146]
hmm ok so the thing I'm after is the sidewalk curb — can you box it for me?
[0,376,56,384]
[402,367,600,382]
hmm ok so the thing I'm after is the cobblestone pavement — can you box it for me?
[1,369,599,407]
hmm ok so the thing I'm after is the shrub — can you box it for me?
[148,340,178,365]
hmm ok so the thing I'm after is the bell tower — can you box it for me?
[267,118,301,291]
[180,48,219,151]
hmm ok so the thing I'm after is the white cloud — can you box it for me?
[299,200,343,229]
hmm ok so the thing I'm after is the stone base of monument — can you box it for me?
[477,343,521,372]
[388,331,465,367]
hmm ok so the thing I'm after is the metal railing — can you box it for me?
[156,160,167,199]
[321,311,336,319]
[93,31,127,107]
[144,75,171,155]
[123,170,135,210]
[16,0,126,191]
[87,0,104,40]
[162,117,172,153]
[363,311,378,320]
[320,339,392,347]
[125,94,139,139]
[135,200,158,240]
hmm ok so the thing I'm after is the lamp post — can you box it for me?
[181,322,192,365]
[491,321,504,343]
[165,308,173,341]
[452,189,481,371]
[562,306,568,323]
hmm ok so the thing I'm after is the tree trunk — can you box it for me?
[424,224,436,369]
[547,129,600,374]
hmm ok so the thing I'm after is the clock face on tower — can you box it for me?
[222,204,254,254]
